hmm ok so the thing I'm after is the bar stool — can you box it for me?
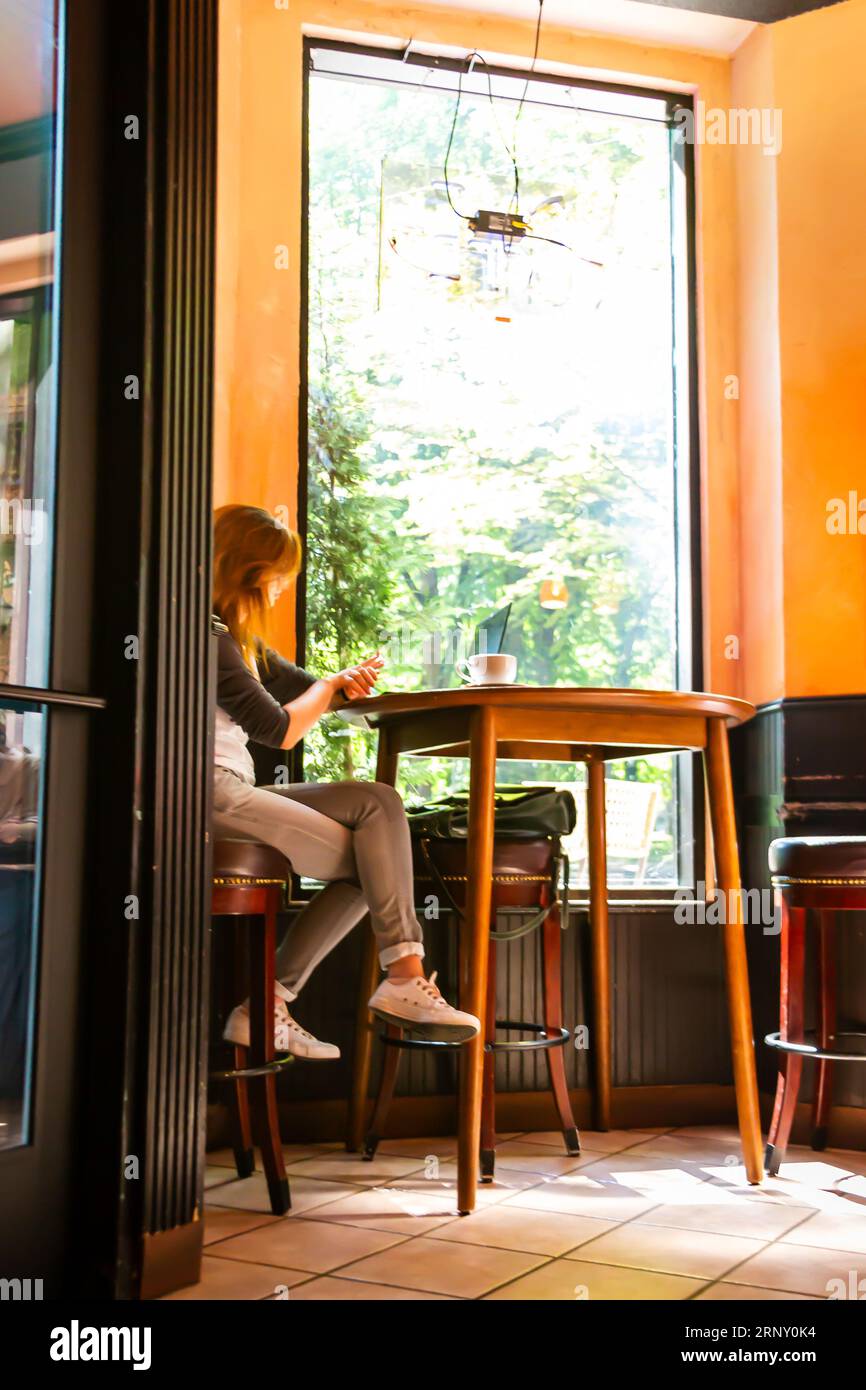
[361,836,579,1178]
[211,838,293,1215]
[765,836,866,1175]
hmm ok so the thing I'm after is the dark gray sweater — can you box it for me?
[216,627,318,748]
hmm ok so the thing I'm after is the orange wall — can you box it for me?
[775,0,866,698]
[731,25,784,705]
[215,0,742,673]
[732,0,866,702]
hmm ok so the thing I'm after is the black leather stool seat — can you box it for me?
[769,836,866,882]
[213,838,289,883]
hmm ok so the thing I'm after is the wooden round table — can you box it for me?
[343,686,760,1213]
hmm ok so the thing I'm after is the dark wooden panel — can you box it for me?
[142,0,217,1239]
[732,698,866,1108]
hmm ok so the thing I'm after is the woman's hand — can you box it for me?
[279,656,385,749]
[328,654,384,702]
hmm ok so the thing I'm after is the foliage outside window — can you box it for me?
[304,52,694,887]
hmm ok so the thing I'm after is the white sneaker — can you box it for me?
[368,971,480,1043]
[223,981,341,1060]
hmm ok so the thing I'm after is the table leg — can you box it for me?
[347,730,398,1152]
[587,758,611,1131]
[458,706,497,1214]
[704,717,763,1184]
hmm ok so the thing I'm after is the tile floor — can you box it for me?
[161,1126,866,1300]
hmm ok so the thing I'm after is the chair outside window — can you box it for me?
[525,778,660,888]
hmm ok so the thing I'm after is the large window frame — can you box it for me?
[297,37,704,903]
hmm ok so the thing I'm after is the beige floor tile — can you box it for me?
[484,1258,704,1301]
[520,1129,652,1155]
[695,1283,818,1302]
[428,1205,617,1256]
[204,1171,363,1215]
[338,1234,546,1298]
[635,1197,817,1241]
[397,1165,543,1209]
[285,1275,457,1301]
[284,1152,425,1186]
[297,1182,458,1236]
[203,1206,284,1245]
[723,1242,854,1297]
[621,1132,749,1168]
[575,1151,721,1186]
[815,1147,866,1176]
[207,1143,332,1169]
[503,1172,661,1222]
[705,1153,866,1195]
[487,1139,596,1177]
[696,1167,830,1210]
[570,1222,767,1280]
[374,1136,459,1160]
[374,1133,520,1159]
[204,1165,237,1191]
[158,1256,309,1300]
[207,1215,407,1275]
[674,1124,747,1144]
[778,1208,866,1255]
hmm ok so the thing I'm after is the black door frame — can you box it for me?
[0,0,218,1300]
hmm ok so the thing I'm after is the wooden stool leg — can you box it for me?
[587,758,611,1131]
[348,732,398,1152]
[363,1025,403,1160]
[458,706,497,1214]
[227,919,254,1177]
[230,1043,255,1178]
[248,890,290,1215]
[705,719,763,1184]
[542,906,580,1155]
[812,908,836,1151]
[765,898,806,1174]
[480,939,498,1181]
[348,922,379,1152]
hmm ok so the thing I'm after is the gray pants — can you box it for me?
[212,767,425,997]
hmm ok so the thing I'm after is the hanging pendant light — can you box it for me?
[539,578,568,610]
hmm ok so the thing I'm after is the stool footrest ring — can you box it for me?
[485,1020,570,1053]
[210,1055,296,1080]
[764,1030,866,1064]
[379,1032,463,1051]
[378,1021,570,1053]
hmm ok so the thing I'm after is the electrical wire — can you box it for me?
[443,1,545,227]
[511,0,545,214]
[442,60,473,221]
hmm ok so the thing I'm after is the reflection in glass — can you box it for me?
[0,0,61,1151]
[0,0,60,688]
[0,705,43,1150]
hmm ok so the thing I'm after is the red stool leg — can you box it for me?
[248,889,290,1215]
[812,909,836,1151]
[765,897,806,1176]
[363,1025,404,1160]
[480,939,498,1181]
[541,906,581,1155]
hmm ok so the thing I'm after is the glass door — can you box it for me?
[0,0,105,1287]
[0,0,62,1157]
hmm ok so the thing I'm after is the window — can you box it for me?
[302,42,699,890]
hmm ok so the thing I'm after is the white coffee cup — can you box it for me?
[456,652,518,685]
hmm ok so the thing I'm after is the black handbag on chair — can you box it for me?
[405,784,576,840]
[407,785,576,940]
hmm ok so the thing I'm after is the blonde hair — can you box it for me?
[213,504,302,663]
